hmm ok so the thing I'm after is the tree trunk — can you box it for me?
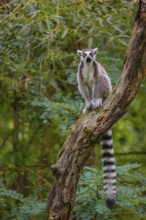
[12,94,25,193]
[46,2,146,220]
[85,146,98,166]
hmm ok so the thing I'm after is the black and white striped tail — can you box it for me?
[101,129,116,209]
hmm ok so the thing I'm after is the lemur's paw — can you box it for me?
[83,103,92,113]
[92,98,102,109]
[83,108,87,113]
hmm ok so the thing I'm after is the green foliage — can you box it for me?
[0,0,137,169]
[1,164,146,220]
[74,164,146,220]
[0,177,46,220]
[0,0,146,219]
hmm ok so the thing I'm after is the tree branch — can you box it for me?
[46,2,146,220]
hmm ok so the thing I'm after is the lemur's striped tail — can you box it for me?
[101,129,116,209]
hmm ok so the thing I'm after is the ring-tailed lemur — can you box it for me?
[77,48,116,209]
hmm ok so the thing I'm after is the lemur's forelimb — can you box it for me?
[77,62,92,111]
[92,78,103,109]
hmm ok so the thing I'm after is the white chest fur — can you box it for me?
[82,64,94,88]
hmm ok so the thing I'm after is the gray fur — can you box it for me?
[77,48,116,208]
[77,48,112,112]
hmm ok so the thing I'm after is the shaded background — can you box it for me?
[0,0,146,219]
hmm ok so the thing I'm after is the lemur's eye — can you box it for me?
[83,53,87,57]
[89,52,93,57]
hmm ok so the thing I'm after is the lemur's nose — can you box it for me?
[86,56,91,63]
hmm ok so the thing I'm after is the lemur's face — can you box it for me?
[77,48,98,63]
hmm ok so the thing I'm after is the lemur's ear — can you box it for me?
[77,50,82,56]
[93,48,98,55]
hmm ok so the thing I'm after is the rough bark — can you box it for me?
[46,2,146,220]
